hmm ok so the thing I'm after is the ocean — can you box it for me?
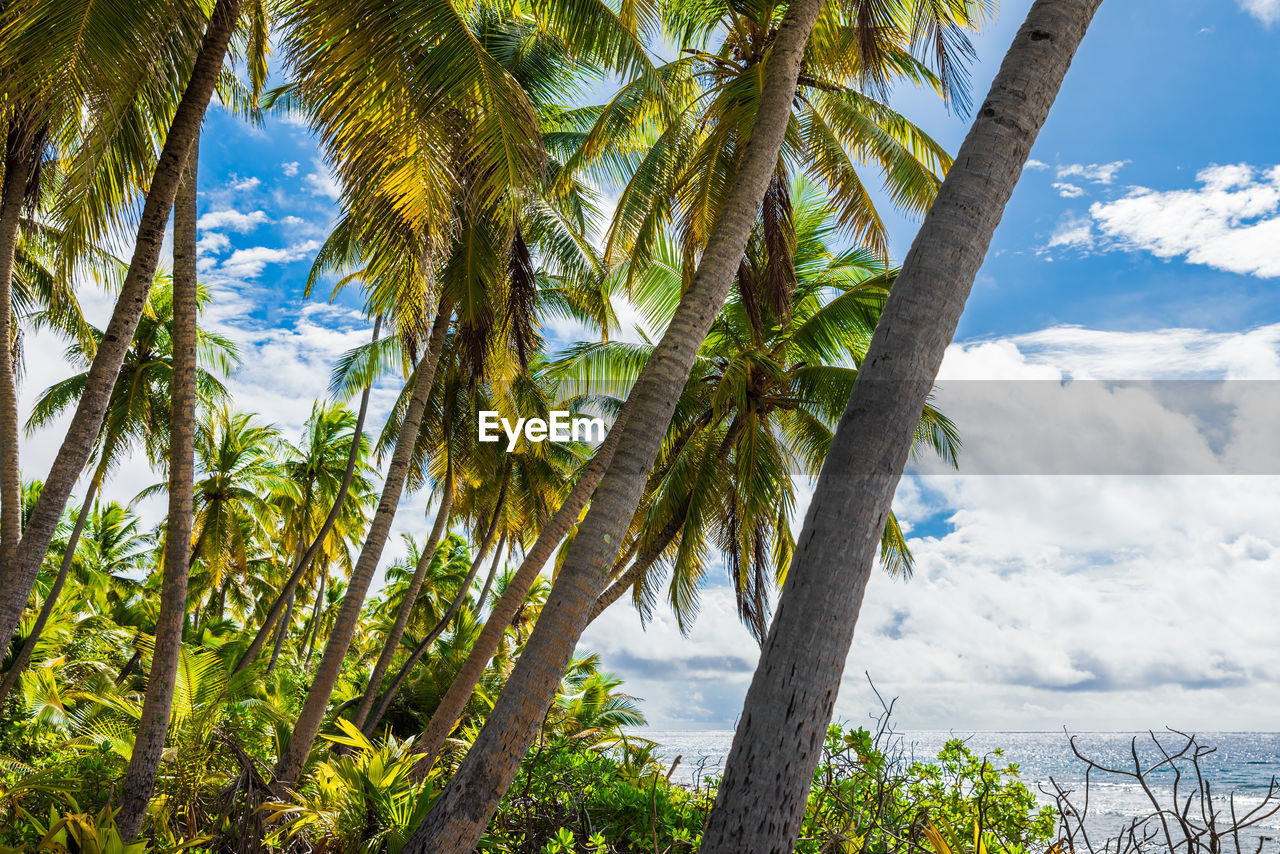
[644,730,1280,847]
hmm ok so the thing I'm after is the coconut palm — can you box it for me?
[0,277,235,706]
[404,0,986,846]
[700,2,1105,848]
[560,181,958,639]
[0,0,246,698]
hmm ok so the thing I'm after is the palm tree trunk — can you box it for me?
[406,405,630,773]
[699,3,1102,850]
[473,532,505,617]
[402,10,821,850]
[303,566,326,667]
[273,303,450,786]
[232,316,382,676]
[116,129,204,842]
[588,515,682,623]
[350,457,455,729]
[0,0,243,655]
[362,490,506,737]
[0,476,98,707]
[0,127,33,573]
[266,589,294,673]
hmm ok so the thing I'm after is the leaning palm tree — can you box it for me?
[0,276,235,707]
[404,1,983,848]
[566,182,958,640]
[271,2,636,783]
[0,0,246,691]
[699,2,1105,849]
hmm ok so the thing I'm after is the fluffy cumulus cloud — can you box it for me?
[216,240,321,279]
[1045,163,1280,277]
[585,324,1280,730]
[196,208,269,232]
[1240,0,1280,24]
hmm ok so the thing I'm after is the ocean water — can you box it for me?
[644,730,1280,846]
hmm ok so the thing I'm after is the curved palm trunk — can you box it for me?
[232,316,382,676]
[403,3,822,846]
[0,130,33,572]
[588,515,682,623]
[0,476,98,707]
[0,0,243,655]
[303,568,326,666]
[273,304,450,786]
[473,532,505,616]
[350,459,455,729]
[116,131,203,842]
[362,498,505,737]
[699,4,1103,850]
[406,406,630,773]
[266,589,294,673]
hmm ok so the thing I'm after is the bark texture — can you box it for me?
[698,3,1103,850]
[0,0,242,653]
[273,305,450,785]
[351,459,455,729]
[0,131,32,572]
[116,133,201,843]
[406,405,630,773]
[402,0,825,844]
[232,317,382,676]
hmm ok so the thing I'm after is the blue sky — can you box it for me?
[20,0,1280,732]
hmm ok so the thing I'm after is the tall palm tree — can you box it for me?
[0,273,234,706]
[404,1,983,847]
[0,0,245,669]
[567,183,958,639]
[271,1,634,783]
[699,2,1105,849]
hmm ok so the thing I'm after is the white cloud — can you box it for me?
[282,161,300,177]
[304,162,341,202]
[1024,159,1050,171]
[1057,160,1129,184]
[1240,0,1280,24]
[1047,212,1094,249]
[1084,163,1280,277]
[196,232,230,256]
[1052,182,1085,198]
[230,175,261,192]
[196,208,269,233]
[217,240,321,279]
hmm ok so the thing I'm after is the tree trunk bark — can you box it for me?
[588,516,681,623]
[0,476,98,707]
[698,3,1103,850]
[361,491,505,737]
[401,0,823,845]
[303,564,326,667]
[232,316,382,676]
[267,588,295,673]
[0,0,243,655]
[350,458,455,729]
[0,129,33,573]
[406,405,631,773]
[116,129,203,843]
[273,303,450,786]
[473,532,505,617]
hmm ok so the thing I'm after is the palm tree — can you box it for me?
[570,183,958,639]
[699,2,1105,849]
[404,0,987,846]
[0,0,246,672]
[0,274,235,707]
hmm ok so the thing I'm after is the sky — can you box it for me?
[17,0,1280,732]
